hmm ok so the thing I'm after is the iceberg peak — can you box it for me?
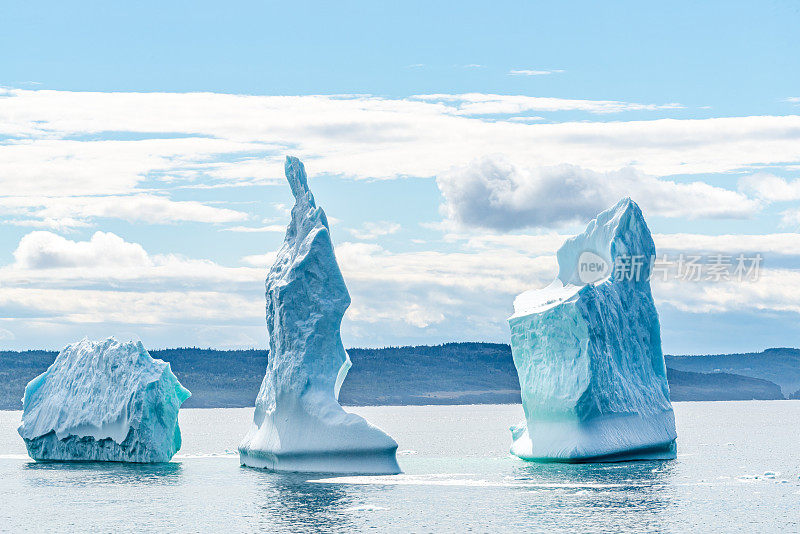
[556,197,652,286]
[285,155,313,202]
[513,198,655,317]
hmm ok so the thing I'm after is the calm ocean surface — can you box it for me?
[2,401,798,533]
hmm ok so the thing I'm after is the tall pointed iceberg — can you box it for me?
[508,198,677,462]
[18,337,190,463]
[238,156,400,474]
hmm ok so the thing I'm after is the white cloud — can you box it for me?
[332,241,554,337]
[0,231,265,338]
[412,93,683,115]
[0,231,262,351]
[437,156,758,230]
[737,173,800,229]
[738,173,800,202]
[348,221,401,240]
[447,231,800,257]
[507,116,546,122]
[2,87,800,347]
[335,241,555,294]
[347,300,446,329]
[2,228,800,348]
[654,268,800,315]
[0,287,259,325]
[0,194,248,228]
[0,136,275,197]
[402,304,446,328]
[508,69,564,76]
[241,252,278,267]
[13,231,149,269]
[4,231,261,289]
[786,97,800,104]
[2,88,798,193]
[654,233,800,256]
[445,233,569,255]
[779,208,800,228]
[336,241,800,338]
[2,217,90,231]
[0,229,552,337]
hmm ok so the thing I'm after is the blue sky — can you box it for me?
[1,1,799,353]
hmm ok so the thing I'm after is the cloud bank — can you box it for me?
[2,88,800,350]
[437,156,759,230]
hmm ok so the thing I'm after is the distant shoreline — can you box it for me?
[3,399,799,412]
[2,343,797,410]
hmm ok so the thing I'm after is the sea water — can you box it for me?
[2,402,798,532]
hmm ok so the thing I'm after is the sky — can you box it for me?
[1,0,799,353]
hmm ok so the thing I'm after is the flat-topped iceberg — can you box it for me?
[509,198,677,462]
[18,337,190,463]
[238,156,400,474]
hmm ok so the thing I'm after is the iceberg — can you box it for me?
[508,198,677,462]
[18,337,190,463]
[238,156,400,474]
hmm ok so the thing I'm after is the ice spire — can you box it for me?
[238,156,400,474]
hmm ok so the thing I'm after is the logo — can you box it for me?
[577,251,610,284]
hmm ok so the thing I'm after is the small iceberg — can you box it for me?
[508,198,677,462]
[18,337,190,463]
[238,156,400,474]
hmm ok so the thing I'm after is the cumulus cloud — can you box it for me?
[5,231,261,289]
[13,231,149,269]
[437,156,759,230]
[0,230,267,349]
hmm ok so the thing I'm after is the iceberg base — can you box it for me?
[511,410,677,463]
[239,448,401,474]
[23,429,178,463]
